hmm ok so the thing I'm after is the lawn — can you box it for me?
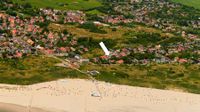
[12,0,102,10]
[171,0,200,9]
[86,9,105,15]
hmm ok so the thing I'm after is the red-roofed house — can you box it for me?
[116,60,124,64]
[178,59,188,63]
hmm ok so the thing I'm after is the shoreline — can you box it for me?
[0,79,199,112]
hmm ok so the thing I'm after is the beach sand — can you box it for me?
[0,103,49,112]
[0,79,199,112]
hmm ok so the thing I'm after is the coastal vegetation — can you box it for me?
[0,56,199,94]
[0,56,87,85]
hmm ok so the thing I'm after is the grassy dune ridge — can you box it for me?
[0,55,199,94]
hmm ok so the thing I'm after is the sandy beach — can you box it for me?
[0,79,199,112]
[0,103,49,112]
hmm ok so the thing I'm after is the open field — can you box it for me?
[12,0,102,10]
[11,0,200,10]
[48,23,174,48]
[48,23,174,39]
[171,0,200,9]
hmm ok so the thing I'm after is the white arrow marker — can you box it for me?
[99,42,110,56]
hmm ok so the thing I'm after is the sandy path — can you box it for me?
[0,79,199,112]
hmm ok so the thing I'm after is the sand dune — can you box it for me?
[0,79,199,112]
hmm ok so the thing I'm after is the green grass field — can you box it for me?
[12,0,102,10]
[171,0,200,9]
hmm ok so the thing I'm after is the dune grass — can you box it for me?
[0,55,199,94]
[0,55,87,85]
[81,64,200,94]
